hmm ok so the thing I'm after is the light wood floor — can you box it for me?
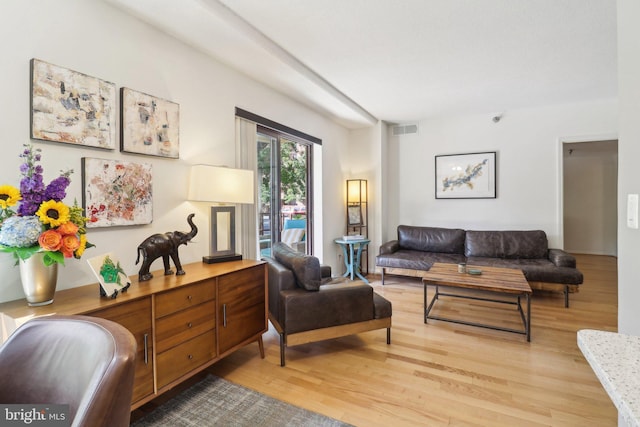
[202,254,618,426]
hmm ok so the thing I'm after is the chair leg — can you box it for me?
[564,285,569,308]
[279,332,286,367]
[381,268,385,285]
[386,327,391,344]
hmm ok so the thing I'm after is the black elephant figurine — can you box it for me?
[136,213,198,282]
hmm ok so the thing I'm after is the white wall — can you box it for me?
[384,100,617,250]
[563,142,618,256]
[618,0,640,339]
[342,124,384,272]
[0,0,350,302]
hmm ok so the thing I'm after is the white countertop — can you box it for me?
[577,329,640,427]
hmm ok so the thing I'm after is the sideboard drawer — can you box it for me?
[155,299,216,354]
[156,330,216,389]
[155,280,215,317]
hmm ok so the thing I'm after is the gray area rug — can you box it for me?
[131,375,353,427]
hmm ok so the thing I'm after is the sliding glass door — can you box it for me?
[257,126,312,257]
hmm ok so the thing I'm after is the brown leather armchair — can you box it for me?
[264,243,392,366]
[0,315,137,427]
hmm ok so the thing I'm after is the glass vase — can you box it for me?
[19,252,58,306]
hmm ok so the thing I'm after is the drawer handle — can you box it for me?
[188,354,193,360]
[187,295,193,301]
[223,303,227,328]
[187,322,193,328]
[143,333,149,365]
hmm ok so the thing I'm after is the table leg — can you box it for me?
[354,243,369,284]
[424,281,428,323]
[339,243,350,278]
[349,244,355,280]
[526,293,531,342]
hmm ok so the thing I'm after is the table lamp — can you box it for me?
[188,164,254,263]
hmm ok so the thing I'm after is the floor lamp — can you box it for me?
[188,164,254,264]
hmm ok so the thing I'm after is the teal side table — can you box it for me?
[334,238,370,284]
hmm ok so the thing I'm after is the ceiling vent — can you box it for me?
[392,124,418,136]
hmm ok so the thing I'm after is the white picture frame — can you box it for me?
[347,205,363,225]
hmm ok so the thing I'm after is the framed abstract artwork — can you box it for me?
[435,151,497,199]
[82,157,153,228]
[120,87,180,158]
[30,58,116,149]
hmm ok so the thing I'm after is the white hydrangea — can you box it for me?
[0,216,42,248]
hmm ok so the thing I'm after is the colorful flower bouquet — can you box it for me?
[0,144,93,266]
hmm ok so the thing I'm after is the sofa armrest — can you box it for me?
[280,282,374,334]
[548,249,577,268]
[379,240,399,255]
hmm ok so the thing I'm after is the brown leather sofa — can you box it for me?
[376,225,583,307]
[264,242,392,366]
[0,315,137,427]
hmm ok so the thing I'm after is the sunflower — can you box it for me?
[0,185,21,210]
[74,234,88,258]
[36,200,70,227]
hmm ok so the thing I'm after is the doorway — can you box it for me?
[562,140,618,255]
[257,126,313,257]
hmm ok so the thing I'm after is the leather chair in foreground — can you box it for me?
[0,315,137,427]
[264,242,392,366]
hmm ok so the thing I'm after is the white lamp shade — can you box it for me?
[188,164,254,204]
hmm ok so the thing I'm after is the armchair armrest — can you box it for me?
[280,282,374,334]
[265,256,298,326]
[548,249,577,268]
[320,264,332,279]
[379,240,399,255]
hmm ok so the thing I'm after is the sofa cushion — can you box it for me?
[397,225,466,254]
[465,230,548,259]
[376,249,466,270]
[466,257,584,285]
[280,282,374,333]
[273,242,321,291]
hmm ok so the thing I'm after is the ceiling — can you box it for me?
[104,0,617,129]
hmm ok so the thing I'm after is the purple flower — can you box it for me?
[44,175,71,201]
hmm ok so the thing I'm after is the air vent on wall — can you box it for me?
[392,124,418,136]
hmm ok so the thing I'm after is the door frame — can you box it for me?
[556,132,618,250]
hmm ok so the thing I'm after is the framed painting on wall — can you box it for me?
[435,151,497,199]
[120,87,180,158]
[30,58,116,149]
[82,157,153,228]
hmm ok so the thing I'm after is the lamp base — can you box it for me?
[202,254,243,264]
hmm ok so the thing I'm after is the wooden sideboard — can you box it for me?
[0,259,268,410]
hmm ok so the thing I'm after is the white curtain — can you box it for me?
[235,117,258,260]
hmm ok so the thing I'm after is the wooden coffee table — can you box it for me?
[423,263,532,341]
